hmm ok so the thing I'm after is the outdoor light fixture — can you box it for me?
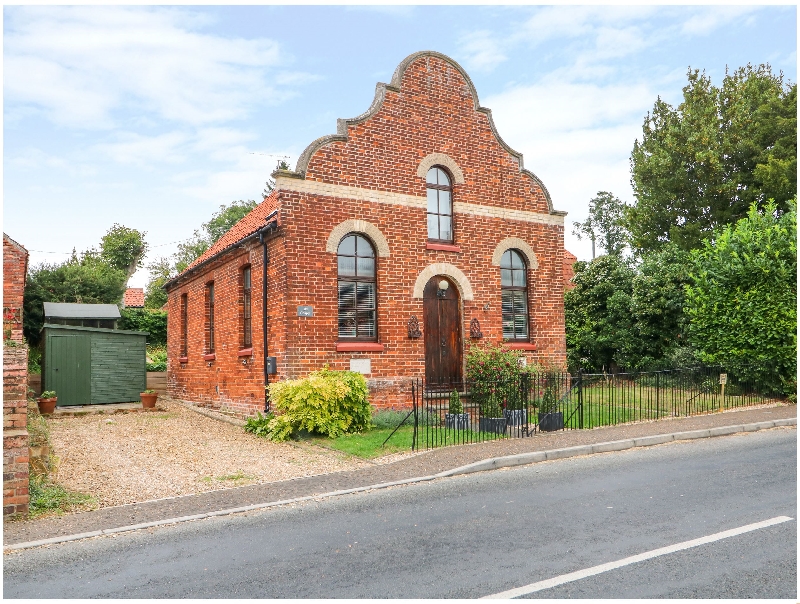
[438,280,449,291]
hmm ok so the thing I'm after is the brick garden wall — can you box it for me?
[3,234,29,517]
[167,52,567,415]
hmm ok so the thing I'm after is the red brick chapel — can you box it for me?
[165,51,568,416]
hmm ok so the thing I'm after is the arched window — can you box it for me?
[501,249,528,340]
[338,234,377,339]
[426,167,453,242]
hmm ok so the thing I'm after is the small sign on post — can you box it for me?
[719,373,727,412]
[719,373,727,385]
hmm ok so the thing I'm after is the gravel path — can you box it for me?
[47,399,369,508]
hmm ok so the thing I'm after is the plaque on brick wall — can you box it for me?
[297,306,313,317]
[350,358,371,374]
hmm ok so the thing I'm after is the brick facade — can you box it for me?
[3,233,29,517]
[563,249,577,290]
[166,51,568,417]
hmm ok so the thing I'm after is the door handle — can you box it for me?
[441,338,446,348]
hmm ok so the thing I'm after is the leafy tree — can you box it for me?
[564,255,635,371]
[685,200,797,397]
[100,224,148,292]
[572,191,630,257]
[118,308,167,346]
[623,244,693,369]
[629,64,797,252]
[23,254,127,346]
[143,257,171,309]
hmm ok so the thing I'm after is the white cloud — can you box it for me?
[94,131,191,167]
[458,30,508,72]
[4,6,296,129]
[680,6,760,36]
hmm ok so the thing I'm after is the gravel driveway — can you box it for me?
[47,399,371,508]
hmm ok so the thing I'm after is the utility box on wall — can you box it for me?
[42,324,148,406]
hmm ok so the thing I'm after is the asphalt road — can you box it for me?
[5,428,796,599]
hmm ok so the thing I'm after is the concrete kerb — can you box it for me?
[4,417,795,553]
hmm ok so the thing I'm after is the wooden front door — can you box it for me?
[423,276,463,384]
[47,334,91,406]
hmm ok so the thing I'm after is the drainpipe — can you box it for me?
[259,220,277,412]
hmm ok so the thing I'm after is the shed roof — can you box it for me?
[43,302,121,319]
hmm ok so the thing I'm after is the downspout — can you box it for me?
[259,221,277,412]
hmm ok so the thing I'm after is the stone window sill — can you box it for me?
[178,356,189,363]
[336,342,385,352]
[238,348,253,357]
[203,353,216,361]
[426,242,462,253]
[505,342,536,350]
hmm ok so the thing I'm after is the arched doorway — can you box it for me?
[423,276,462,384]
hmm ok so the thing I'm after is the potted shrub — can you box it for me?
[444,389,470,430]
[503,382,527,427]
[37,390,57,415]
[537,376,563,431]
[140,389,158,409]
[478,391,506,435]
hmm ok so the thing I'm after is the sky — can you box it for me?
[4,5,797,288]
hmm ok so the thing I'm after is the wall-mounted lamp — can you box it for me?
[438,280,449,291]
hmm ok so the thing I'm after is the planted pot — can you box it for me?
[37,397,57,415]
[140,392,158,409]
[479,417,507,435]
[445,412,470,430]
[504,409,527,426]
[538,411,564,432]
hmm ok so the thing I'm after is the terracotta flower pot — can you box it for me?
[37,397,57,415]
[140,393,158,409]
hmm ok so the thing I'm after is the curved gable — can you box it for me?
[282,51,563,217]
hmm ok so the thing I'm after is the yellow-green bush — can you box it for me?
[265,368,371,442]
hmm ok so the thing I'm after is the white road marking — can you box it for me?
[482,516,793,599]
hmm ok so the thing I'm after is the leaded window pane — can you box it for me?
[339,312,357,338]
[357,256,375,277]
[438,190,451,214]
[426,168,438,184]
[500,250,513,269]
[500,250,529,341]
[356,282,375,312]
[338,282,356,310]
[439,216,452,241]
[338,234,378,340]
[437,168,450,186]
[501,269,513,287]
[513,269,526,287]
[338,235,356,255]
[427,214,438,239]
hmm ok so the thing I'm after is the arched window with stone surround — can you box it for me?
[501,249,529,340]
[426,167,453,243]
[337,234,377,340]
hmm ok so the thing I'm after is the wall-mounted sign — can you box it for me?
[719,373,727,385]
[297,306,313,317]
[350,359,371,374]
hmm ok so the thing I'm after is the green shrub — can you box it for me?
[28,474,95,518]
[119,308,167,346]
[466,344,529,416]
[263,368,371,442]
[371,409,411,429]
[448,390,463,414]
[28,347,41,374]
[146,345,167,372]
[244,412,275,438]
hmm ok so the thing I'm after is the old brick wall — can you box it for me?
[3,233,29,516]
[167,51,567,414]
[563,250,577,291]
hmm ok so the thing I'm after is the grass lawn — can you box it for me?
[305,426,415,459]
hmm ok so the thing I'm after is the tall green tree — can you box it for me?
[685,200,797,397]
[629,64,797,252]
[23,254,127,346]
[572,191,630,257]
[145,198,259,302]
[564,255,635,371]
[100,224,148,295]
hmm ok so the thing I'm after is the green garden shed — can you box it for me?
[41,303,148,407]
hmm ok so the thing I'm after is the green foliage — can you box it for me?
[370,409,411,429]
[145,345,167,372]
[313,426,414,459]
[40,391,56,399]
[629,64,797,253]
[537,375,560,414]
[119,308,167,345]
[28,474,95,519]
[448,390,463,414]
[244,412,275,438]
[144,257,171,309]
[100,224,148,283]
[28,406,51,448]
[28,347,41,374]
[466,344,528,416]
[261,368,371,442]
[23,254,127,346]
[564,255,635,371]
[685,200,797,397]
[572,191,630,257]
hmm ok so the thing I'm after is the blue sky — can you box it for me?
[4,5,796,287]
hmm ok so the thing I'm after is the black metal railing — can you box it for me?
[411,366,783,450]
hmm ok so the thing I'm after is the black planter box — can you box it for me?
[445,412,470,430]
[538,411,564,432]
[504,409,527,426]
[479,417,507,435]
